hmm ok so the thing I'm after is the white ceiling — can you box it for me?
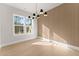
[5,3,62,13]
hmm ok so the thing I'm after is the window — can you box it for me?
[13,15,32,35]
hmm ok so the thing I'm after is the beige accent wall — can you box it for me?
[38,3,79,47]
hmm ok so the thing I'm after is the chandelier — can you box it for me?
[28,3,47,19]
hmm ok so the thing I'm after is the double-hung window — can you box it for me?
[13,15,32,35]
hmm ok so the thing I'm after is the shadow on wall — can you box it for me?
[42,24,67,44]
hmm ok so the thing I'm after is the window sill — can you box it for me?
[13,33,32,36]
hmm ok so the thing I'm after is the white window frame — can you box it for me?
[13,14,32,36]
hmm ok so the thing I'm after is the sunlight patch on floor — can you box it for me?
[32,38,69,50]
[32,41,53,46]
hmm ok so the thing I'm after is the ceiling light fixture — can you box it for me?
[40,9,43,14]
[44,12,47,16]
[28,16,31,18]
[33,13,36,17]
[28,3,47,19]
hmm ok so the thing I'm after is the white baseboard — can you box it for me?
[38,37,79,51]
[0,37,36,48]
[68,44,79,51]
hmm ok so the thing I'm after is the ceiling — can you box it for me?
[5,3,62,13]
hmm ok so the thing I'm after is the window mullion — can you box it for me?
[24,25,26,34]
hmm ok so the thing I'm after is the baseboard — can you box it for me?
[0,37,37,48]
[68,44,79,51]
[38,36,79,51]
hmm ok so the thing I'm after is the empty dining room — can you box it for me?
[0,3,79,56]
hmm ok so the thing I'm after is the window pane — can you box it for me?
[15,26,24,34]
[15,26,19,34]
[25,18,32,25]
[19,26,24,33]
[14,16,25,25]
[26,26,32,33]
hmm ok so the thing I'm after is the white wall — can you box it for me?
[0,4,37,47]
[0,14,1,47]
